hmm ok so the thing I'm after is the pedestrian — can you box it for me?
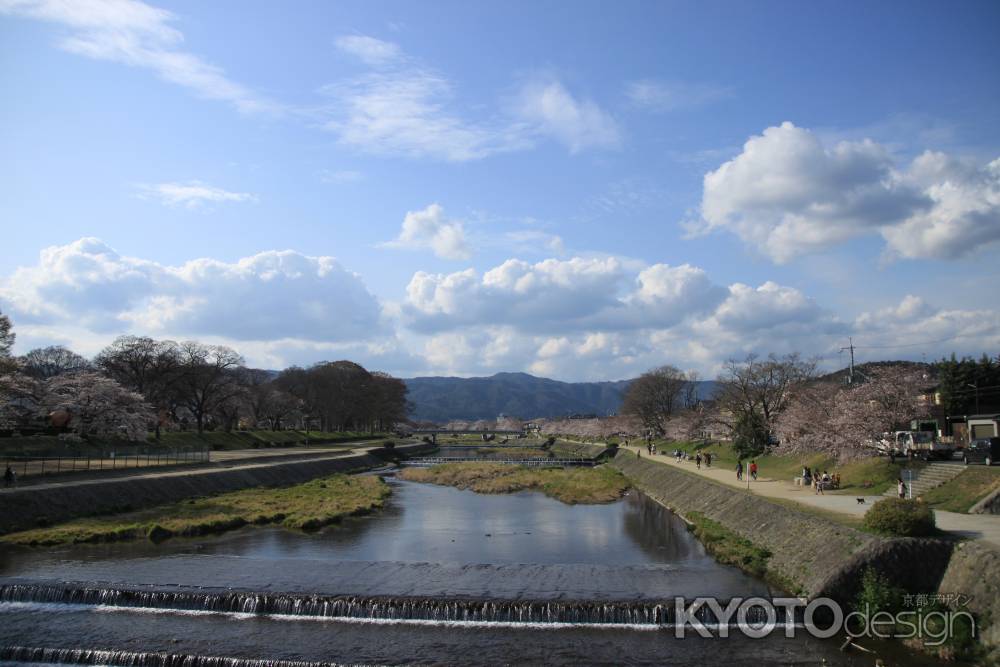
[3,465,13,488]
[897,478,906,499]
[736,460,744,480]
[749,460,758,481]
[647,442,652,455]
[889,450,896,465]
[695,453,702,469]
[815,472,825,495]
[637,449,641,459]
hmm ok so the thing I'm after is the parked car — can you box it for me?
[963,438,1000,466]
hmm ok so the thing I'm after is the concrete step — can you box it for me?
[882,463,965,497]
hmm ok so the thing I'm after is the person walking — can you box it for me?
[705,452,712,468]
[3,465,13,488]
[736,460,744,481]
[897,478,906,499]
[695,453,702,469]
[749,460,758,481]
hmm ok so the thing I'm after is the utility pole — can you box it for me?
[968,382,981,414]
[841,337,856,384]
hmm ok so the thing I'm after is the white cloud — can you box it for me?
[515,79,621,153]
[334,34,402,66]
[402,256,724,334]
[385,203,471,260]
[1,0,277,114]
[0,238,384,342]
[626,80,732,111]
[692,122,1000,262]
[136,181,257,208]
[320,67,522,161]
[880,153,1000,260]
[321,37,619,161]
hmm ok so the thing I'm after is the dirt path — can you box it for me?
[621,445,1000,549]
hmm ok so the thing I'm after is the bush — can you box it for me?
[382,440,395,449]
[862,498,936,536]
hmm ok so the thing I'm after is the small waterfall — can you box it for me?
[0,583,780,626]
[0,646,365,667]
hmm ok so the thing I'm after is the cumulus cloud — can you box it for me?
[1,0,278,114]
[402,256,725,334]
[0,238,384,342]
[626,79,732,111]
[514,79,621,152]
[691,122,1000,262]
[384,203,471,260]
[136,181,257,208]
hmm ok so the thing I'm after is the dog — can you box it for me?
[856,497,866,504]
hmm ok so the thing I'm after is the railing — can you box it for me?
[2,448,210,481]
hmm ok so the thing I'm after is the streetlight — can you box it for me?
[967,383,981,414]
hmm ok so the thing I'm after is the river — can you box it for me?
[0,474,942,666]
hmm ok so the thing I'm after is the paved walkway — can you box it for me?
[621,445,1000,549]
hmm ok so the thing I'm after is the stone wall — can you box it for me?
[970,485,1000,515]
[611,454,954,599]
[0,443,433,535]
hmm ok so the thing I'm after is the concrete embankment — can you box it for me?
[0,443,433,535]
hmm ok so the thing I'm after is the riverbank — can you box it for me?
[0,442,435,535]
[2,474,390,546]
[397,463,628,504]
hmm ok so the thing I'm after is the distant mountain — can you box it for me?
[403,372,716,423]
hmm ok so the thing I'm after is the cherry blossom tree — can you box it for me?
[41,371,154,441]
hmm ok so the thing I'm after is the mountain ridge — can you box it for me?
[402,372,716,423]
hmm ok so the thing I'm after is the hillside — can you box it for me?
[403,372,716,423]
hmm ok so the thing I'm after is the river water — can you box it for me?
[0,475,942,666]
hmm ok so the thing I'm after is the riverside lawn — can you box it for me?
[2,473,390,545]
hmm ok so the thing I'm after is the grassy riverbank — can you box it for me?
[921,465,1000,512]
[2,474,390,546]
[398,463,628,504]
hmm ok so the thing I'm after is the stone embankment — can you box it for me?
[611,452,998,652]
[971,485,1000,514]
[0,443,433,535]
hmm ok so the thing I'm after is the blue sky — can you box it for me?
[1,0,999,380]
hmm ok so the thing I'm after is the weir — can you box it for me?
[0,646,356,667]
[0,583,787,626]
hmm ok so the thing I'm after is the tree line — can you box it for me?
[621,352,994,461]
[0,310,408,441]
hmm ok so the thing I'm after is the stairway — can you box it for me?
[883,462,966,498]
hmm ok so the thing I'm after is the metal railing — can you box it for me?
[404,457,596,467]
[3,448,210,481]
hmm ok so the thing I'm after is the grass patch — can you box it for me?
[2,474,390,546]
[398,462,628,504]
[921,465,1000,513]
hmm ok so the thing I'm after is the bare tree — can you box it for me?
[95,336,183,438]
[621,365,691,436]
[20,346,91,379]
[714,353,816,457]
[172,342,245,433]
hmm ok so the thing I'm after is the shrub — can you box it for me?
[382,440,395,449]
[862,498,936,536]
[853,566,897,616]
